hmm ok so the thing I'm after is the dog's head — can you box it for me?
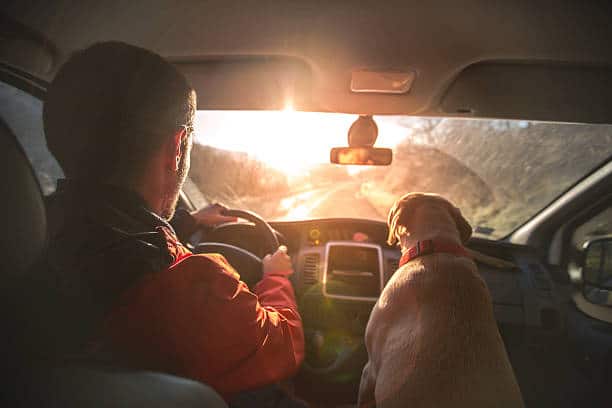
[387,192,472,246]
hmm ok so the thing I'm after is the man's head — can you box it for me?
[44,41,196,219]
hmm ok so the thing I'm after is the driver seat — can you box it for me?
[0,119,227,407]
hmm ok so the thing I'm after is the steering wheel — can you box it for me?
[193,209,279,287]
[222,209,279,254]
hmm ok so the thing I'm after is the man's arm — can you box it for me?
[203,252,304,394]
[104,251,304,399]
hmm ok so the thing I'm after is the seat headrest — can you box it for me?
[0,120,46,275]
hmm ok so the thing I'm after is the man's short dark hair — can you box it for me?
[44,41,196,182]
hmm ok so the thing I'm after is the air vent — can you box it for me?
[303,253,320,285]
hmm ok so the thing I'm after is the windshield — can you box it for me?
[184,111,612,239]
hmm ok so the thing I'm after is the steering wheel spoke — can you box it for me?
[192,209,280,288]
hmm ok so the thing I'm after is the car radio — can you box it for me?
[323,241,384,302]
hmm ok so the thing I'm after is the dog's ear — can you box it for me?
[449,205,472,244]
[386,196,403,246]
[386,192,426,246]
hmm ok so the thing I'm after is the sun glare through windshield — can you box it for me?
[186,111,612,239]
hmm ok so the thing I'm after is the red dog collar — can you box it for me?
[399,239,471,267]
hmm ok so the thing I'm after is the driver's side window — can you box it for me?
[0,80,63,195]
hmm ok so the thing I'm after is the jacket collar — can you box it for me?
[55,178,174,233]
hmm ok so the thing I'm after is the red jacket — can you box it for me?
[102,227,305,399]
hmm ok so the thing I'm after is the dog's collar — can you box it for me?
[399,239,471,267]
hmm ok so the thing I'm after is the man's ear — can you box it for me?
[170,127,187,171]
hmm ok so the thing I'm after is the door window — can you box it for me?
[0,81,63,195]
[573,207,612,251]
[572,205,612,305]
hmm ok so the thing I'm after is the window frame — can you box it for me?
[0,62,47,100]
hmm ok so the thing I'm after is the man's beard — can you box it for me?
[160,144,190,220]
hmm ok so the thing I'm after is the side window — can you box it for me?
[570,206,612,306]
[0,80,63,195]
[573,207,612,251]
[567,206,612,283]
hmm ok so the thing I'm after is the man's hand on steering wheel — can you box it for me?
[190,203,237,227]
[263,246,293,278]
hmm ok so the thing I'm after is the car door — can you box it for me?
[508,157,612,407]
[563,203,612,407]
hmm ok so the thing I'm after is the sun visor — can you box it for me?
[174,56,313,111]
[441,62,612,123]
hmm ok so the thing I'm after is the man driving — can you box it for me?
[42,41,305,405]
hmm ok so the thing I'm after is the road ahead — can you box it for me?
[277,182,386,221]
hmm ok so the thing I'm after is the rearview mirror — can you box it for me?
[581,237,612,306]
[330,147,392,166]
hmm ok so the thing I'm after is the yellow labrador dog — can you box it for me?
[358,193,523,408]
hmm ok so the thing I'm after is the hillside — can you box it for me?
[422,120,612,235]
[356,142,495,222]
[189,143,289,211]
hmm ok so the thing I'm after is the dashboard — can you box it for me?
[269,218,562,327]
[272,218,400,288]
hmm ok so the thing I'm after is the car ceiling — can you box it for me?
[2,0,612,122]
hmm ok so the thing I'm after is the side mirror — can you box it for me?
[581,237,612,306]
[330,147,393,166]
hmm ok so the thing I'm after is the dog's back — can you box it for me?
[359,254,523,407]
